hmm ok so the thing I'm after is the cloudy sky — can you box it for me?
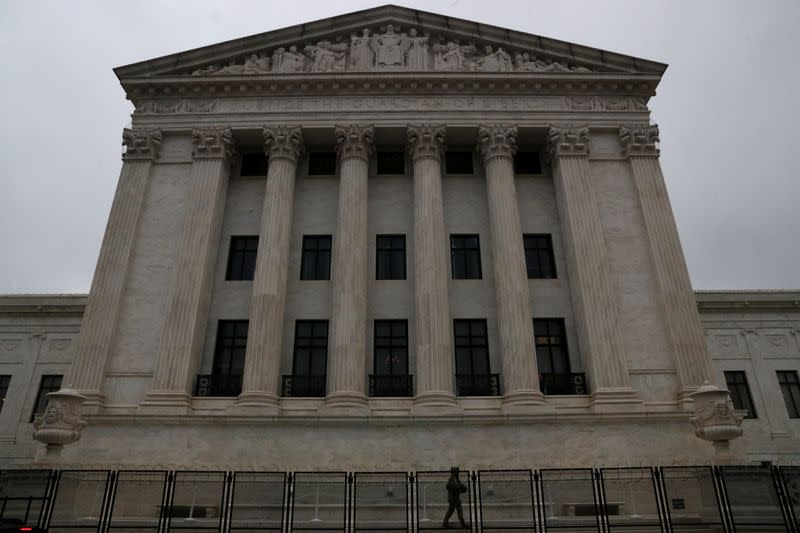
[1,0,798,293]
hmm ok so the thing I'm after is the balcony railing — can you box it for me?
[369,374,414,397]
[456,373,500,396]
[281,374,326,397]
[539,372,588,395]
[194,374,242,397]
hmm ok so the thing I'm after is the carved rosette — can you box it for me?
[191,127,238,163]
[32,387,88,458]
[334,125,375,162]
[619,124,660,157]
[407,124,446,161]
[122,128,163,161]
[477,124,518,162]
[263,125,304,163]
[545,126,590,161]
[690,381,743,461]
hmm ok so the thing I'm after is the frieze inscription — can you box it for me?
[134,95,649,116]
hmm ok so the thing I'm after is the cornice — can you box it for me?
[0,295,88,315]
[122,72,660,107]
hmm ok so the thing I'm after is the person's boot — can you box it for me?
[442,521,451,528]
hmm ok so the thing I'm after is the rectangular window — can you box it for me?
[376,151,405,175]
[300,235,332,280]
[30,374,62,422]
[240,153,268,176]
[777,370,800,419]
[374,320,408,376]
[454,319,490,375]
[308,152,337,175]
[513,151,542,174]
[226,236,259,280]
[724,371,757,419]
[524,234,557,279]
[292,321,329,377]
[445,151,474,174]
[534,319,571,374]
[213,320,249,377]
[376,235,406,280]
[0,375,10,414]
[450,234,482,279]
[286,320,329,397]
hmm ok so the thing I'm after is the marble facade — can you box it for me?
[3,6,795,470]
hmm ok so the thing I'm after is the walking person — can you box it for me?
[442,466,469,528]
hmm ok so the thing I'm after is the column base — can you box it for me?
[411,391,462,416]
[230,391,281,416]
[77,390,105,415]
[677,386,701,411]
[589,388,643,413]
[138,391,193,416]
[501,389,550,414]
[318,391,370,416]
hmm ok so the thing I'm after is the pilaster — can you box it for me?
[547,126,640,410]
[620,124,715,406]
[320,125,374,415]
[67,128,162,412]
[407,125,460,414]
[477,125,545,412]
[140,127,237,414]
[234,126,304,414]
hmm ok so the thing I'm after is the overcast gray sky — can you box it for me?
[1,0,798,293]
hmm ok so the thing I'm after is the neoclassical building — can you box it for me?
[2,5,799,473]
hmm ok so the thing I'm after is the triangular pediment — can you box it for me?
[114,5,666,80]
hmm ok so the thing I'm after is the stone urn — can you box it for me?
[33,387,87,459]
[689,381,743,463]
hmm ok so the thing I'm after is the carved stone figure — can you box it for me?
[243,53,270,74]
[32,387,87,459]
[191,64,220,76]
[272,46,306,73]
[305,41,347,72]
[215,59,245,75]
[474,45,513,72]
[372,24,404,67]
[434,42,474,71]
[403,28,430,70]
[350,29,374,70]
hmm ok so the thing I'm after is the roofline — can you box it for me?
[0,294,88,315]
[114,4,667,79]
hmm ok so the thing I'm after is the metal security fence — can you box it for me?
[1,465,798,532]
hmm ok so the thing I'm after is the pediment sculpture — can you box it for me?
[187,25,595,76]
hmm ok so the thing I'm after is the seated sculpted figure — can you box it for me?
[272,45,306,73]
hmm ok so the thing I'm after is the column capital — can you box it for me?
[335,124,374,162]
[263,125,304,163]
[122,128,162,161]
[545,125,590,160]
[407,124,446,161]
[191,127,238,163]
[619,124,660,157]
[477,124,518,162]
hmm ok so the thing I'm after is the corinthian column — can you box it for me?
[619,124,714,405]
[407,125,460,414]
[477,125,545,412]
[235,126,304,414]
[320,125,374,415]
[67,128,162,412]
[546,126,639,409]
[140,127,237,413]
